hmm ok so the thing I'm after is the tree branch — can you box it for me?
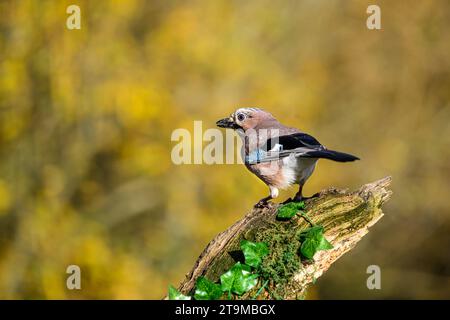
[175,177,392,300]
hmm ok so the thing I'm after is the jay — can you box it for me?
[216,108,359,207]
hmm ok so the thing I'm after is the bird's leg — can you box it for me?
[291,184,320,202]
[255,186,279,208]
[293,184,304,202]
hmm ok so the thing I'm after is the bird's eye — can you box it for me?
[237,113,246,122]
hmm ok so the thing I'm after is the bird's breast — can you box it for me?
[246,156,318,189]
[287,156,318,184]
[246,161,287,188]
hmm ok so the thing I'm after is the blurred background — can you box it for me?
[0,0,449,299]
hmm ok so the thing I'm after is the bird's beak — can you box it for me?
[216,117,239,129]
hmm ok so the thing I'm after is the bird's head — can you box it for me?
[216,108,275,131]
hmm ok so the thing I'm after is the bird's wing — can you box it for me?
[267,132,324,150]
[245,133,325,164]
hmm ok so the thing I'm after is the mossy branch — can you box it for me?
[175,177,392,300]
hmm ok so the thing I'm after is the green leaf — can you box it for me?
[299,226,333,259]
[194,277,223,300]
[168,285,191,300]
[317,234,334,251]
[220,262,258,296]
[277,201,305,219]
[234,273,259,296]
[240,240,269,268]
[300,238,316,259]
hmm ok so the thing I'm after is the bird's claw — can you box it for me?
[254,200,270,208]
[293,193,319,203]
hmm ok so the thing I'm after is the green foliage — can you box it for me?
[167,225,333,300]
[254,221,334,298]
[299,226,333,259]
[220,262,259,296]
[168,285,191,300]
[255,226,302,286]
[240,240,269,268]
[168,241,268,300]
[277,201,305,219]
[169,240,269,300]
[194,277,223,300]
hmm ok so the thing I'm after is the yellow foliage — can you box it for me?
[0,180,11,214]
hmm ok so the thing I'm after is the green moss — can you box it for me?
[254,224,302,288]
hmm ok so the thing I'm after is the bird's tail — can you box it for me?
[302,149,360,162]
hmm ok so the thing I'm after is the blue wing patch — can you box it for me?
[245,149,266,164]
[245,143,283,164]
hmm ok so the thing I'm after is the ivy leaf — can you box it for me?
[299,226,333,259]
[277,201,305,219]
[194,277,223,300]
[234,273,259,296]
[220,262,250,293]
[168,285,191,300]
[240,240,269,268]
[220,262,258,295]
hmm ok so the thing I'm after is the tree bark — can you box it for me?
[175,177,392,300]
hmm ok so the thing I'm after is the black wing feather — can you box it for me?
[263,132,324,151]
[301,150,359,162]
